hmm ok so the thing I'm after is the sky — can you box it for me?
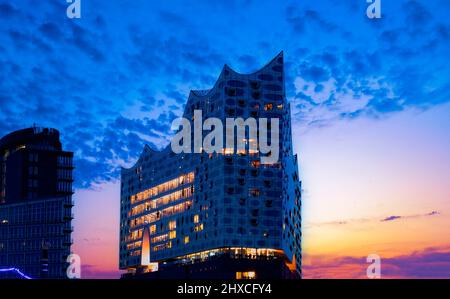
[0,0,449,278]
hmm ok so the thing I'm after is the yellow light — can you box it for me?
[150,224,156,235]
[130,172,194,204]
[184,236,190,244]
[168,220,176,230]
[194,223,204,232]
[194,215,199,224]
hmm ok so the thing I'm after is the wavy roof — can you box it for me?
[123,51,284,172]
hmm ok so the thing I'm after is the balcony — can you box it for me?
[63,238,73,246]
[63,199,75,207]
[63,213,74,221]
[63,226,74,233]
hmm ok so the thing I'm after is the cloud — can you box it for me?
[380,211,441,222]
[1,0,449,189]
[0,2,18,18]
[286,7,338,34]
[381,215,401,222]
[305,211,441,227]
[81,264,121,279]
[303,246,450,279]
[39,22,63,41]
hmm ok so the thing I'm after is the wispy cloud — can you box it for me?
[380,211,441,222]
[305,211,441,228]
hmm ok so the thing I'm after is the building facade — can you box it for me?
[0,127,74,278]
[120,52,302,279]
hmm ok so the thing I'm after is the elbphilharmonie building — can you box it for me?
[119,52,302,279]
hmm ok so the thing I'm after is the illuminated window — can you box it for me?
[194,215,199,224]
[236,271,256,279]
[168,220,176,230]
[194,223,204,232]
[236,148,247,155]
[249,188,260,197]
[223,148,234,155]
[150,224,156,235]
[169,231,176,239]
[264,103,273,111]
[130,172,194,204]
[251,160,260,168]
[277,104,283,110]
[184,236,190,244]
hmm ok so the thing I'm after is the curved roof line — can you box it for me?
[124,51,284,171]
[121,144,157,172]
[225,50,284,76]
[190,51,283,98]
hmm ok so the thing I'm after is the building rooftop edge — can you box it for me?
[122,51,284,172]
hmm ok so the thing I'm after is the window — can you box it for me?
[150,224,156,235]
[226,87,236,96]
[169,231,176,239]
[249,188,260,197]
[184,236,189,244]
[193,215,199,224]
[168,220,176,230]
[194,223,203,232]
[264,103,273,111]
[250,80,260,89]
[236,271,256,279]
[251,160,260,168]
[251,91,260,99]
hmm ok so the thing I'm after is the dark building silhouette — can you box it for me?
[120,52,302,279]
[0,127,74,278]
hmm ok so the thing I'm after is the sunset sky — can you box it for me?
[1,0,449,278]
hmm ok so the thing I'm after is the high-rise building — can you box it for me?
[0,127,74,278]
[120,52,302,279]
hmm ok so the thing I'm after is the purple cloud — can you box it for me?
[303,246,450,279]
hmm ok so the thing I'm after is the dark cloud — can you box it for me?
[299,65,329,82]
[0,2,18,18]
[381,215,402,222]
[303,246,450,278]
[381,211,440,222]
[1,0,449,190]
[39,22,63,41]
[286,6,338,34]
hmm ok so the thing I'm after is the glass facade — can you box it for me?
[120,52,302,278]
[0,127,74,279]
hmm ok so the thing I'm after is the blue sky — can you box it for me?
[1,0,449,188]
[1,0,450,278]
